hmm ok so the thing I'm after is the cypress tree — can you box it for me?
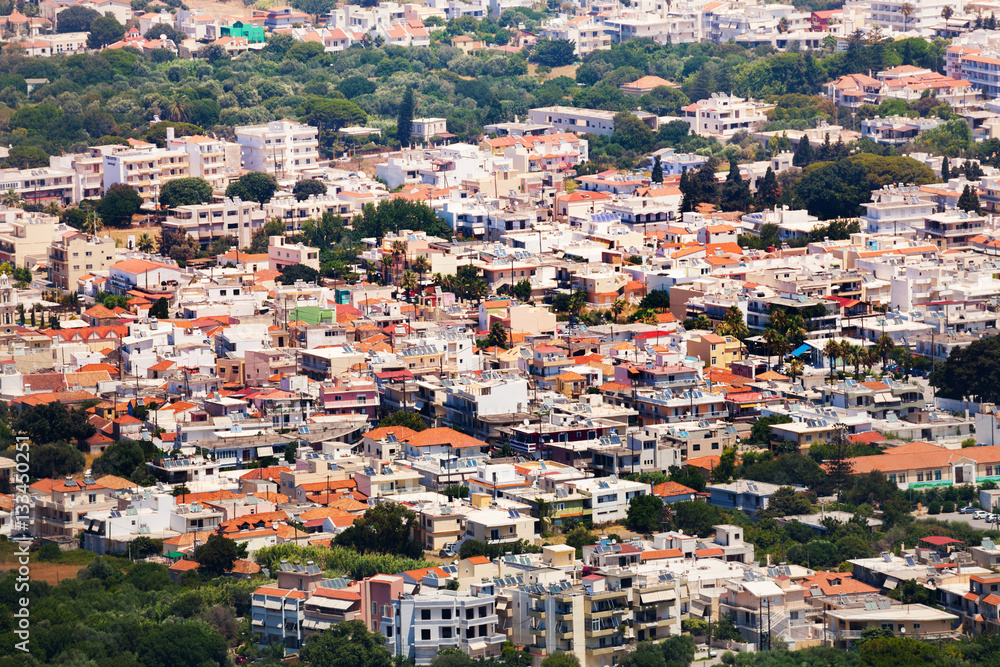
[395,88,415,146]
[940,156,950,181]
[793,136,814,167]
[651,155,663,184]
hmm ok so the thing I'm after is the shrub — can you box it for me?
[942,501,955,513]
[927,501,941,515]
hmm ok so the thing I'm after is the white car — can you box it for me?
[975,510,989,519]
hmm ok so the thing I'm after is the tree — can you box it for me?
[958,184,982,214]
[793,136,814,167]
[334,502,423,558]
[651,155,663,184]
[396,88,415,146]
[940,155,950,180]
[97,183,143,228]
[720,159,751,212]
[531,38,576,67]
[278,263,320,285]
[22,441,85,478]
[711,446,738,483]
[764,486,812,517]
[375,411,426,431]
[159,178,212,209]
[432,649,477,667]
[196,533,242,576]
[512,279,533,302]
[564,524,594,557]
[661,635,696,667]
[299,620,392,667]
[540,654,580,667]
[87,16,126,49]
[755,166,780,210]
[620,643,666,667]
[137,621,229,667]
[226,172,278,205]
[293,179,328,201]
[6,145,49,169]
[92,438,155,480]
[57,5,101,32]
[137,233,156,253]
[150,297,170,319]
[291,0,336,23]
[197,43,230,63]
[486,321,508,349]
[626,494,664,534]
[16,401,95,445]
[612,112,654,153]
[639,289,670,312]
[672,500,725,537]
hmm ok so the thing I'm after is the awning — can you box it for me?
[414,400,426,410]
[883,578,898,590]
[640,589,675,604]
[314,597,355,611]
[873,394,890,405]
[467,641,488,652]
[257,446,274,457]
[791,344,811,357]
[264,600,282,610]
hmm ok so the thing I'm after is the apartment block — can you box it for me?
[164,198,269,249]
[103,144,191,201]
[683,94,771,139]
[48,231,117,290]
[235,120,320,177]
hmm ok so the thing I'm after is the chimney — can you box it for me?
[166,127,175,142]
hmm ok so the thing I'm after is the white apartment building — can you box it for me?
[49,150,104,202]
[527,106,658,137]
[867,0,958,33]
[569,476,650,524]
[411,118,448,141]
[164,198,269,249]
[683,93,771,139]
[863,184,936,237]
[268,236,321,272]
[0,166,76,205]
[103,144,190,202]
[165,128,238,192]
[382,584,506,665]
[955,50,1000,99]
[235,120,320,177]
[603,12,699,46]
[539,15,612,56]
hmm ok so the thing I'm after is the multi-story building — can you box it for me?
[103,143,190,202]
[382,583,506,665]
[165,128,237,192]
[863,184,936,237]
[860,115,944,146]
[251,585,307,653]
[538,15,611,56]
[682,94,771,140]
[235,120,320,177]
[527,106,658,138]
[0,209,57,267]
[0,165,77,205]
[33,476,117,537]
[922,209,986,248]
[268,236,320,272]
[48,231,117,290]
[164,198,269,249]
[867,0,956,33]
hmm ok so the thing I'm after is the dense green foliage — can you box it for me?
[333,502,424,559]
[931,334,1000,402]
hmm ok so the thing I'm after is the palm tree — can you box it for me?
[611,299,625,324]
[900,2,914,31]
[166,96,191,123]
[875,333,894,370]
[469,279,488,305]
[400,270,418,300]
[823,339,840,382]
[770,308,790,335]
[2,189,21,209]
[390,240,406,281]
[777,16,789,34]
[773,335,790,368]
[412,255,431,282]
[380,255,393,285]
[763,328,780,370]
[864,348,879,376]
[569,288,587,322]
[850,345,864,380]
[942,6,954,20]
[786,359,804,384]
[137,233,155,253]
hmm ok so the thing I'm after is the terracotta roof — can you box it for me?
[405,427,487,450]
[640,548,683,560]
[652,481,697,497]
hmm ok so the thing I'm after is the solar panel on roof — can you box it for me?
[904,556,915,567]
[881,552,892,563]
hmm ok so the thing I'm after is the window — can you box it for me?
[917,472,924,482]
[935,470,942,480]
[441,609,451,620]
[441,627,452,639]
[421,609,431,620]
[421,629,431,640]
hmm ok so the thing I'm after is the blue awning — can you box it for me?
[791,344,811,357]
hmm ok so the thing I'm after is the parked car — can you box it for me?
[974,510,989,519]
[960,506,978,514]
[439,543,456,558]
